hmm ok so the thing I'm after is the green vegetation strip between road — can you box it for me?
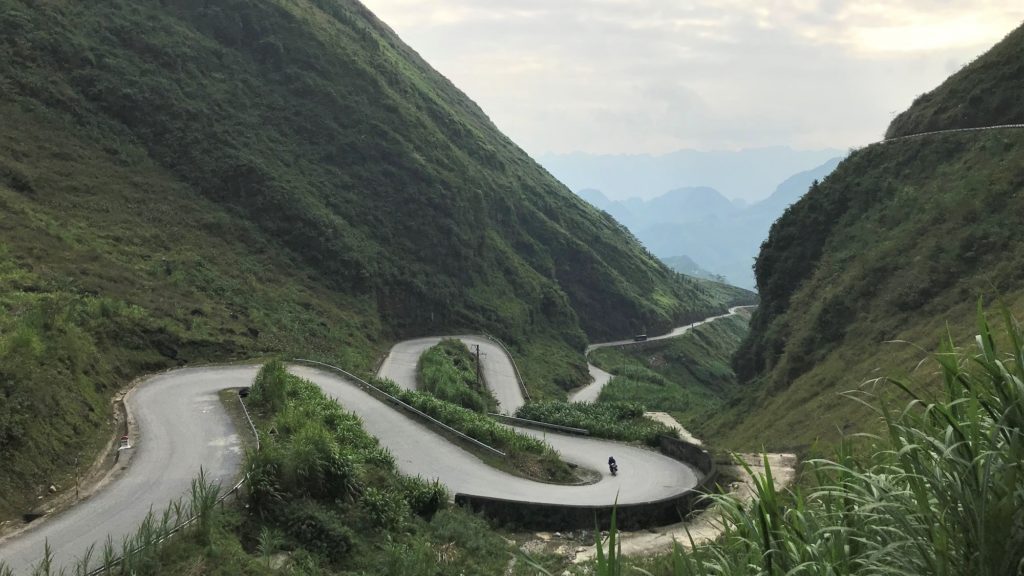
[515,401,676,446]
[370,375,577,483]
[417,339,497,413]
[239,361,517,575]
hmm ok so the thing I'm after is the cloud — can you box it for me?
[359,0,1024,154]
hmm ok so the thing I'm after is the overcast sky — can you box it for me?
[360,1,1023,156]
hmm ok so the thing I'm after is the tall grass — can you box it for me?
[0,471,226,576]
[629,306,1024,575]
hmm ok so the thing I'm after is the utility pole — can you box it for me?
[75,456,80,501]
[472,344,481,386]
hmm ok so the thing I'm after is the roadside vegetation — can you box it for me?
[229,361,515,575]
[0,471,227,576]
[418,339,496,413]
[515,401,676,445]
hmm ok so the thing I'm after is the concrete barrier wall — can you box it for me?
[658,435,714,477]
[455,435,718,530]
[454,489,706,531]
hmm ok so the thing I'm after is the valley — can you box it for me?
[1,1,1023,574]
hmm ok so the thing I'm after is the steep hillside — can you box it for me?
[724,22,1024,452]
[0,0,726,518]
[886,24,1024,138]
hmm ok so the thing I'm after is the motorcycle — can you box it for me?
[609,461,618,476]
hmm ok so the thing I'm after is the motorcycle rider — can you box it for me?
[608,456,618,475]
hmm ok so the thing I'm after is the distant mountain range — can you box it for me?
[541,147,844,203]
[578,158,843,289]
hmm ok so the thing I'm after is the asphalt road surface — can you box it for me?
[0,365,255,575]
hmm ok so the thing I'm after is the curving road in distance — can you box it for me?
[570,305,753,403]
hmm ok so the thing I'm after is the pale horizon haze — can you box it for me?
[359,1,1024,157]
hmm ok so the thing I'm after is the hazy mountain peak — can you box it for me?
[576,188,610,209]
[540,147,844,202]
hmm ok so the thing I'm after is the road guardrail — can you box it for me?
[293,358,506,458]
[482,333,531,403]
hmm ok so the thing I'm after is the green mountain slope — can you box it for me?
[721,22,1024,452]
[886,24,1024,138]
[0,0,736,518]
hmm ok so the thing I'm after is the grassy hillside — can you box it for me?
[727,22,1024,452]
[0,0,731,519]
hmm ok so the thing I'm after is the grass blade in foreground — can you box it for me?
[631,307,1024,576]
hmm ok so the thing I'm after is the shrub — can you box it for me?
[400,476,447,519]
[251,360,288,412]
[278,500,353,563]
[280,421,358,500]
[360,486,411,530]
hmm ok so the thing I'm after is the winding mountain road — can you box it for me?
[294,365,696,506]
[0,310,750,574]
[0,366,252,575]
